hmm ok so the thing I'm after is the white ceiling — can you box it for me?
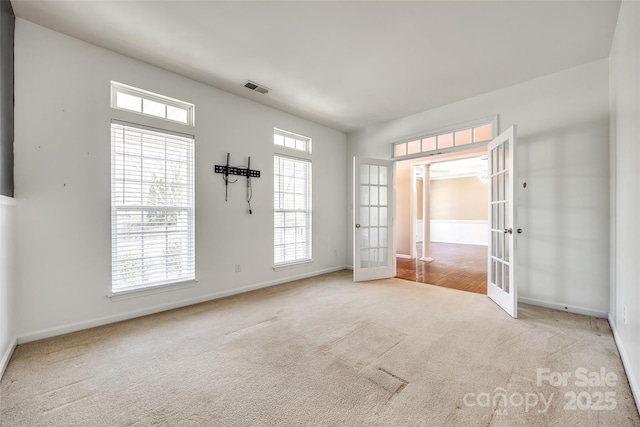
[11,1,621,133]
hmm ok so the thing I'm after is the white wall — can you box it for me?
[430,220,488,246]
[348,59,610,317]
[13,20,347,341]
[0,196,15,377]
[609,0,640,411]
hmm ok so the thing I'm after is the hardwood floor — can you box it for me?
[396,242,487,294]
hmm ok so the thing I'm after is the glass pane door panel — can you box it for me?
[370,166,379,185]
[370,186,378,205]
[360,250,369,268]
[504,142,510,167]
[504,264,510,292]
[370,227,379,247]
[379,186,388,206]
[379,207,387,226]
[370,208,379,227]
[360,185,369,205]
[360,228,369,248]
[370,249,379,268]
[379,166,388,185]
[380,227,388,247]
[360,207,369,226]
[504,233,510,261]
[360,165,369,184]
[378,248,389,267]
[491,261,497,286]
[504,202,509,231]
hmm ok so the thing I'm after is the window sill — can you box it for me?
[0,195,16,206]
[108,279,197,301]
[273,260,313,272]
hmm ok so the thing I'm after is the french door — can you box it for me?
[353,157,395,282]
[487,126,518,318]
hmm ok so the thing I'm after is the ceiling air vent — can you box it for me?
[244,80,270,95]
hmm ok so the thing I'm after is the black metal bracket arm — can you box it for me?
[214,165,261,178]
[215,153,261,205]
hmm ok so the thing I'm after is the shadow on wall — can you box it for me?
[516,115,610,311]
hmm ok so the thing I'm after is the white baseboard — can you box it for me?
[17,265,351,344]
[431,239,488,246]
[0,337,17,380]
[518,296,608,319]
[396,254,412,259]
[608,314,640,416]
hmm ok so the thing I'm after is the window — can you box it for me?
[111,82,195,126]
[273,154,312,266]
[391,116,497,160]
[274,128,312,153]
[111,121,195,291]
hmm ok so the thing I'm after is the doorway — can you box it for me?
[395,152,489,294]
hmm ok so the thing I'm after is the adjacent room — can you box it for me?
[1,1,639,425]
[396,154,490,294]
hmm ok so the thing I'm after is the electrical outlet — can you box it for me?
[235,264,241,273]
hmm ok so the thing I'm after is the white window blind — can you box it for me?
[274,155,312,265]
[111,121,195,291]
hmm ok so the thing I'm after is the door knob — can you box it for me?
[355,224,361,228]
[503,228,513,234]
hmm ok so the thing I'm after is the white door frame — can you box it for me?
[406,150,490,261]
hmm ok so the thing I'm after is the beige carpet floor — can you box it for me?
[1,270,638,426]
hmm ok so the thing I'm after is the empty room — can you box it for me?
[1,1,639,426]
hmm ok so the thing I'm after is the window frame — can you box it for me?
[110,119,196,294]
[273,131,313,268]
[111,81,195,126]
[391,115,498,161]
[274,128,312,154]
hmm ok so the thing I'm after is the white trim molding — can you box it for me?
[0,337,17,380]
[609,314,640,416]
[519,296,608,319]
[109,280,197,302]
